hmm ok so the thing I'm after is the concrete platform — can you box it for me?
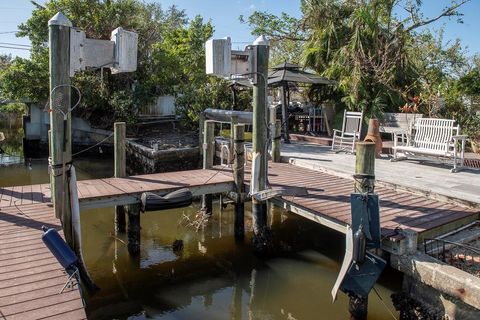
[280,142,480,208]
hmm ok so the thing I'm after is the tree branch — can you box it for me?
[404,0,470,33]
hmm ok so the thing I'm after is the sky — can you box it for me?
[0,0,479,59]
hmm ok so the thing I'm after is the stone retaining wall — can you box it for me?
[126,139,200,175]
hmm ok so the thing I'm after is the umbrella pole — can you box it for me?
[281,83,290,143]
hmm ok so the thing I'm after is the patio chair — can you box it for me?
[331,110,363,153]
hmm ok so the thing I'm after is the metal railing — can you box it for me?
[424,238,480,274]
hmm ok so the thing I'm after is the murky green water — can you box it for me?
[0,121,401,319]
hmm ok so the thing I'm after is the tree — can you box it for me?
[0,0,237,128]
[240,12,305,66]
[243,0,472,119]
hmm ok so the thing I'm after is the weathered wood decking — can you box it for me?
[0,203,86,320]
[0,168,234,210]
[0,168,234,319]
[1,164,478,243]
[218,162,478,248]
[0,162,478,319]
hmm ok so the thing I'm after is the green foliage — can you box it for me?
[243,0,472,121]
[0,103,26,114]
[0,55,12,71]
[0,51,49,103]
[0,0,237,128]
[240,11,305,66]
[457,68,480,96]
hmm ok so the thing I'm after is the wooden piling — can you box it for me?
[354,142,376,193]
[233,124,245,240]
[127,203,141,255]
[272,119,281,162]
[230,115,238,164]
[350,141,376,320]
[48,13,73,245]
[199,112,205,156]
[114,122,127,233]
[202,120,215,214]
[251,38,271,253]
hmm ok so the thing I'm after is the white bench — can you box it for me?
[392,118,467,172]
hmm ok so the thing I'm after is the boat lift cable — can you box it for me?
[72,132,114,157]
[373,286,398,320]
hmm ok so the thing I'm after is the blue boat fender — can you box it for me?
[41,226,78,272]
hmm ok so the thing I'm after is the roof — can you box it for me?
[268,62,335,86]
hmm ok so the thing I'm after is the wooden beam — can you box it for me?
[79,181,234,210]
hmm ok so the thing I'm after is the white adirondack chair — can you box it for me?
[331,110,363,153]
[392,118,467,172]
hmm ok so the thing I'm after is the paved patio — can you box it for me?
[280,141,480,208]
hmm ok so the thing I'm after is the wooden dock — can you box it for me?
[0,168,233,319]
[222,162,479,252]
[0,168,234,210]
[0,203,86,320]
[0,162,478,318]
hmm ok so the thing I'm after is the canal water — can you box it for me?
[0,120,401,319]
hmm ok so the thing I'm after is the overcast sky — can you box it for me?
[1,0,479,59]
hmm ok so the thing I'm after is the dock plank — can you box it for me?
[245,163,479,240]
[0,203,86,320]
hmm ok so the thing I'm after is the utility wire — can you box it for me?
[0,45,30,51]
[0,42,31,47]
[0,31,18,34]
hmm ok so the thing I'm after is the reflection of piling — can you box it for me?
[127,203,141,255]
[349,142,375,320]
[272,119,281,163]
[202,120,215,215]
[251,38,271,254]
[233,124,245,240]
[114,122,126,233]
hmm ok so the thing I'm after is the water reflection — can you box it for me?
[82,203,400,320]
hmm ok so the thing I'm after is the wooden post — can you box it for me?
[272,119,281,162]
[48,129,53,200]
[251,37,271,253]
[127,203,141,255]
[350,141,375,320]
[48,12,73,245]
[199,112,205,156]
[354,142,376,193]
[202,120,215,214]
[114,122,126,233]
[233,124,245,240]
[230,115,238,164]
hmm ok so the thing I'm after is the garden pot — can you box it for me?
[363,118,383,157]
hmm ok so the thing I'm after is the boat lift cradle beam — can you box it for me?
[78,181,234,210]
